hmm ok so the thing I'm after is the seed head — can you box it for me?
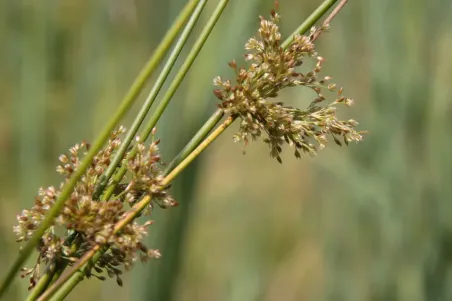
[14,126,175,288]
[214,8,364,161]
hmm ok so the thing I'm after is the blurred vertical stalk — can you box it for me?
[72,1,108,138]
[13,1,50,294]
[15,1,48,212]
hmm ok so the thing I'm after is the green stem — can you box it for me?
[164,108,224,174]
[25,263,57,301]
[92,0,207,200]
[163,115,236,185]
[281,0,337,49]
[0,0,199,298]
[27,231,80,300]
[46,247,109,301]
[102,0,230,201]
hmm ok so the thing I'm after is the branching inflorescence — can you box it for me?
[213,8,364,162]
[14,127,175,288]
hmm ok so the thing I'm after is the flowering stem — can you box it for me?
[43,110,225,301]
[104,108,224,201]
[0,1,200,298]
[102,0,230,201]
[92,0,208,200]
[41,110,227,300]
[165,0,344,174]
[38,116,235,301]
[26,233,80,300]
[37,192,152,301]
[43,2,209,295]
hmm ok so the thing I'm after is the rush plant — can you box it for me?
[0,0,362,300]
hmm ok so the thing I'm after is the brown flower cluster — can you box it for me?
[213,9,364,162]
[14,126,174,289]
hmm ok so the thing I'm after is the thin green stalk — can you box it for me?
[164,108,224,174]
[25,264,57,301]
[163,115,236,184]
[102,0,230,201]
[281,0,337,49]
[140,0,230,138]
[92,0,207,200]
[26,231,80,300]
[47,248,106,301]
[0,0,199,298]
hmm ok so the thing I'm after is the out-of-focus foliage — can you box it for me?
[1,0,451,300]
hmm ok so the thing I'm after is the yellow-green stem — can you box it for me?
[92,0,207,200]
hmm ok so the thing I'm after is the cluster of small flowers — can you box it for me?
[213,9,364,162]
[14,126,174,288]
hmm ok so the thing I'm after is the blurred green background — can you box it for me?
[1,0,452,300]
